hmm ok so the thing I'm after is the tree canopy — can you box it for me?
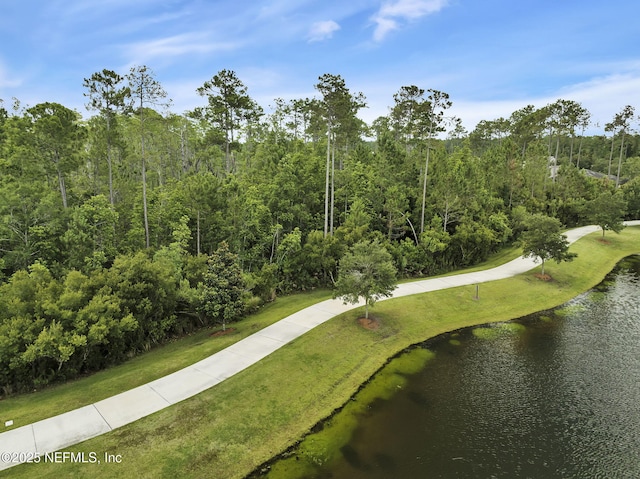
[199,241,246,331]
[521,214,577,276]
[1,66,638,395]
[334,239,397,319]
[584,190,627,237]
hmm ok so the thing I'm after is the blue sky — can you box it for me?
[1,0,639,133]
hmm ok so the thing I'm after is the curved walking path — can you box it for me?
[1,222,639,470]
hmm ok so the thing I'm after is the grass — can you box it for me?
[398,243,522,284]
[265,347,436,478]
[472,322,527,339]
[5,227,640,479]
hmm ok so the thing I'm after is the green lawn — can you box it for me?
[5,227,640,479]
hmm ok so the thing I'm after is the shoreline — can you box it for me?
[242,233,640,479]
[253,253,640,478]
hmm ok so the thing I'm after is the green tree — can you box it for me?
[168,172,225,255]
[546,99,575,161]
[521,214,577,277]
[200,241,246,331]
[417,89,452,233]
[584,190,627,237]
[390,85,425,151]
[507,104,547,159]
[334,239,397,319]
[565,101,591,167]
[83,69,131,205]
[75,292,137,369]
[104,252,178,348]
[196,69,262,173]
[21,320,86,374]
[63,194,119,271]
[273,227,303,291]
[152,214,192,281]
[335,198,371,246]
[295,230,343,288]
[315,73,366,237]
[0,181,51,271]
[605,105,635,184]
[24,102,85,208]
[126,65,169,248]
[613,106,635,187]
[622,177,640,219]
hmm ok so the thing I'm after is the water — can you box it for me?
[258,256,640,478]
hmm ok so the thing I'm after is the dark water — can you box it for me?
[260,256,640,479]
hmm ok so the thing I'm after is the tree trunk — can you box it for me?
[616,132,626,187]
[569,135,575,165]
[224,109,232,174]
[106,115,115,205]
[576,133,585,168]
[324,123,331,237]
[57,168,68,208]
[330,137,335,236]
[420,145,431,234]
[181,125,188,175]
[197,209,201,255]
[406,217,419,245]
[141,130,150,248]
[607,131,616,177]
[107,153,114,205]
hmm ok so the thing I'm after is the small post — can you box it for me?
[474,284,479,301]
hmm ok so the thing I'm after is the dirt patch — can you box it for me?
[209,327,236,337]
[596,238,611,245]
[357,317,380,330]
[534,273,553,281]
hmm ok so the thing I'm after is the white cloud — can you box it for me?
[372,0,449,41]
[124,32,240,65]
[308,20,341,42]
[555,73,640,131]
[449,72,640,136]
[372,17,398,42]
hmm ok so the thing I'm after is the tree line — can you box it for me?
[0,66,638,395]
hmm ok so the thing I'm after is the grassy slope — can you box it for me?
[6,228,640,479]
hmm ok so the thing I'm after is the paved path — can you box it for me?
[1,222,638,470]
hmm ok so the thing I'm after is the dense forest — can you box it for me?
[1,66,638,396]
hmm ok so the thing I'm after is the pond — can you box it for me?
[254,255,640,478]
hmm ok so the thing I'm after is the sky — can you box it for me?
[1,0,639,134]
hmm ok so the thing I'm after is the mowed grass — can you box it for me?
[6,227,640,479]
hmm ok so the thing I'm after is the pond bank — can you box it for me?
[6,227,640,479]
[256,255,640,478]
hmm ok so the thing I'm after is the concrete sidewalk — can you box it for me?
[1,222,637,471]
